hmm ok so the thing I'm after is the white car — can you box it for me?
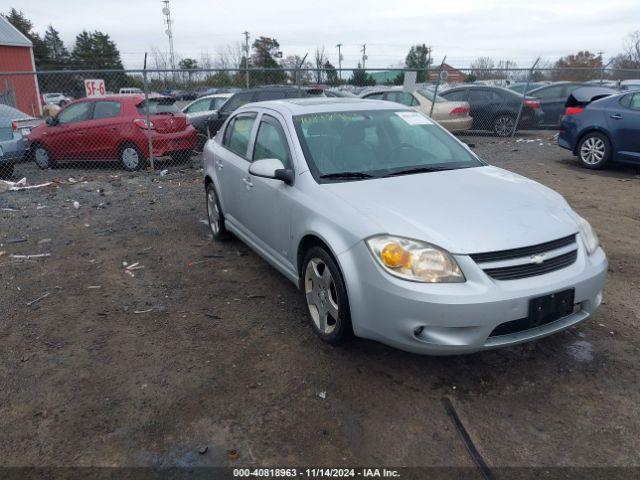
[620,79,640,91]
[119,87,143,95]
[41,92,71,107]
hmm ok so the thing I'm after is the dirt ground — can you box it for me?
[1,131,639,474]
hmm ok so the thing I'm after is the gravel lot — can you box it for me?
[1,132,639,473]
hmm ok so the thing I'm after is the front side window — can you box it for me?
[441,89,468,102]
[294,110,482,181]
[386,91,418,106]
[417,89,446,103]
[93,101,121,120]
[628,93,640,110]
[212,96,229,110]
[57,102,93,124]
[253,116,291,168]
[364,92,385,100]
[532,85,564,100]
[223,114,256,157]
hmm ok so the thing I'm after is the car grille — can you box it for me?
[471,235,578,281]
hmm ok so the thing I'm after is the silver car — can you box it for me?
[202,98,607,355]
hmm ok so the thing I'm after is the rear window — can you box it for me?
[137,100,178,115]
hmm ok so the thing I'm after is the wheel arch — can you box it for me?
[296,234,345,289]
[573,128,612,156]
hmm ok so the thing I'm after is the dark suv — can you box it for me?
[206,86,308,137]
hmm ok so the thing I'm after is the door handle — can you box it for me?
[215,160,223,170]
[243,177,253,189]
[610,114,623,120]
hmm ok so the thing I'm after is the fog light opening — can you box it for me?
[414,326,425,337]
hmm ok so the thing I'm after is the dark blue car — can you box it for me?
[559,88,640,169]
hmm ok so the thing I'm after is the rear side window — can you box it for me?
[364,92,385,100]
[221,93,253,114]
[620,93,640,110]
[223,114,256,157]
[532,85,564,99]
[137,100,178,115]
[386,91,419,106]
[93,101,121,120]
[441,89,467,102]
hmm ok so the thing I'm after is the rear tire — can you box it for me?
[577,132,611,170]
[206,182,230,241]
[302,246,353,345]
[33,144,56,169]
[120,143,144,171]
[493,114,516,137]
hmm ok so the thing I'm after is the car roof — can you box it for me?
[201,93,233,99]
[236,97,412,116]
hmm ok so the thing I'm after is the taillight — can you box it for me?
[133,118,155,129]
[449,106,470,116]
[565,107,584,116]
[523,99,540,109]
[11,121,17,131]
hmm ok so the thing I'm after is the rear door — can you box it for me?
[82,100,123,159]
[468,89,498,129]
[608,93,640,161]
[217,112,258,225]
[533,84,569,126]
[211,92,254,135]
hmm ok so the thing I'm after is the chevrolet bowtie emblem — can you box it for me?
[530,254,546,265]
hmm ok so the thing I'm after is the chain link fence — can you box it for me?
[0,66,639,179]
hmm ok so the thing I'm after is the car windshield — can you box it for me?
[417,89,446,103]
[294,110,482,181]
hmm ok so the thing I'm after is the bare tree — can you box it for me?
[623,30,640,64]
[214,41,245,70]
[470,56,496,80]
[314,47,328,83]
[281,54,313,84]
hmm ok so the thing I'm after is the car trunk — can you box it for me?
[431,101,470,122]
[137,98,188,133]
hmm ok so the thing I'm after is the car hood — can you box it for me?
[322,165,578,254]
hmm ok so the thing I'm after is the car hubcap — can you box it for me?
[35,148,49,168]
[304,258,339,334]
[122,147,140,169]
[580,137,605,165]
[495,116,514,136]
[207,188,220,235]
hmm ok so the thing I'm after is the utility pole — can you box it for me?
[161,0,176,72]
[361,44,367,69]
[243,31,250,88]
[336,43,343,81]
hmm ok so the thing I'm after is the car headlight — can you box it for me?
[574,214,599,255]
[366,235,465,283]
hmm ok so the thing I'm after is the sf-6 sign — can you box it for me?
[84,79,106,97]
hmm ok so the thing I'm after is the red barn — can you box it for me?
[0,15,41,116]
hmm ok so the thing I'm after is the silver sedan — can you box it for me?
[202,98,607,355]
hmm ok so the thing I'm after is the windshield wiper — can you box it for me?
[319,172,376,180]
[383,166,453,177]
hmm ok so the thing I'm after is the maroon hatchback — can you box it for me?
[28,95,198,171]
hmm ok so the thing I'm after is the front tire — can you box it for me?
[120,143,144,171]
[302,246,353,344]
[33,144,56,169]
[493,114,516,137]
[577,132,611,170]
[206,182,229,241]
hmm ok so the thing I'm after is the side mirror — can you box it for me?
[248,158,293,185]
[46,116,58,126]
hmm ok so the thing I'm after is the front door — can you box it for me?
[241,113,294,268]
[46,101,94,159]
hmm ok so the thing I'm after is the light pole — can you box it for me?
[336,43,343,81]
[361,44,367,69]
[243,31,250,88]
[161,0,176,73]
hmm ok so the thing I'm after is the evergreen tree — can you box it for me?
[43,26,69,68]
[404,44,432,82]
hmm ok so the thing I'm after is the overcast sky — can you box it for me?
[14,0,640,69]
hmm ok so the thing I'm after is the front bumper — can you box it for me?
[337,239,607,355]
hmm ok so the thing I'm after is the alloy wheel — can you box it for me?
[304,258,339,334]
[122,147,140,170]
[34,147,50,169]
[207,187,220,236]
[580,137,606,165]
[494,115,515,137]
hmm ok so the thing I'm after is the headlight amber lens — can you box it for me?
[367,235,465,283]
